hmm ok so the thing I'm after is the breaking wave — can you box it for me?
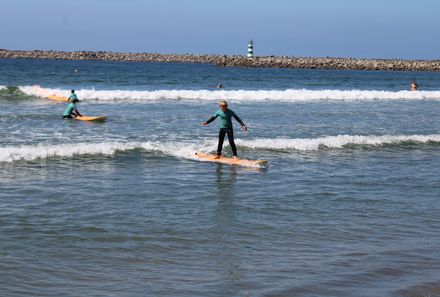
[0,141,211,163]
[21,85,440,102]
[2,134,440,164]
[0,85,32,100]
[237,134,440,151]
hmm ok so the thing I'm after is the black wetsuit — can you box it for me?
[216,127,237,156]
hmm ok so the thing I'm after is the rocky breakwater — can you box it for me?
[1,49,440,71]
[216,56,440,71]
[0,49,221,64]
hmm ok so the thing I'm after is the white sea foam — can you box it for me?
[0,142,133,163]
[236,134,440,151]
[0,140,215,163]
[2,135,439,163]
[21,86,440,102]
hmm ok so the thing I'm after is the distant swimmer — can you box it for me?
[410,81,418,91]
[202,100,248,159]
[216,83,224,89]
[63,93,81,119]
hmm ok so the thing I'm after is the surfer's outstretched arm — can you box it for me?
[233,114,248,131]
[202,115,217,126]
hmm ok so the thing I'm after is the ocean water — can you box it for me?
[1,58,440,297]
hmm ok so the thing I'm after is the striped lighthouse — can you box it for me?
[247,40,254,60]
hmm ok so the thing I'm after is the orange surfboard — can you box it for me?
[75,116,107,122]
[194,152,267,167]
[48,95,69,102]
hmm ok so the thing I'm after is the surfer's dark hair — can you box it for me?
[71,90,75,93]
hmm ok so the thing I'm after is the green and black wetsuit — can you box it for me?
[63,102,81,118]
[206,109,245,157]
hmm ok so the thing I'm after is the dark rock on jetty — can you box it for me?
[1,49,440,72]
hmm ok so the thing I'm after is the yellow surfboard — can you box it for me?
[194,152,267,167]
[75,116,107,122]
[48,95,69,102]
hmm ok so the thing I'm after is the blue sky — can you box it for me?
[1,0,439,59]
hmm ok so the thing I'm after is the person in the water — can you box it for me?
[63,97,82,119]
[202,100,248,159]
[410,81,418,91]
[68,89,78,101]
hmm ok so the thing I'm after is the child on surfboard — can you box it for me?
[63,93,82,119]
[202,100,248,159]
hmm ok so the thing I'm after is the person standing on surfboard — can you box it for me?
[202,100,248,159]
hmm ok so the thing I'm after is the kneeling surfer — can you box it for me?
[63,95,82,119]
[202,100,248,159]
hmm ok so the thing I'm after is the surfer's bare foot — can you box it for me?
[214,155,221,159]
[233,156,238,159]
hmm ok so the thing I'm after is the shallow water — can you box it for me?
[1,59,440,296]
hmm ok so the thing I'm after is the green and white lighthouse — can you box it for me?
[247,40,254,60]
